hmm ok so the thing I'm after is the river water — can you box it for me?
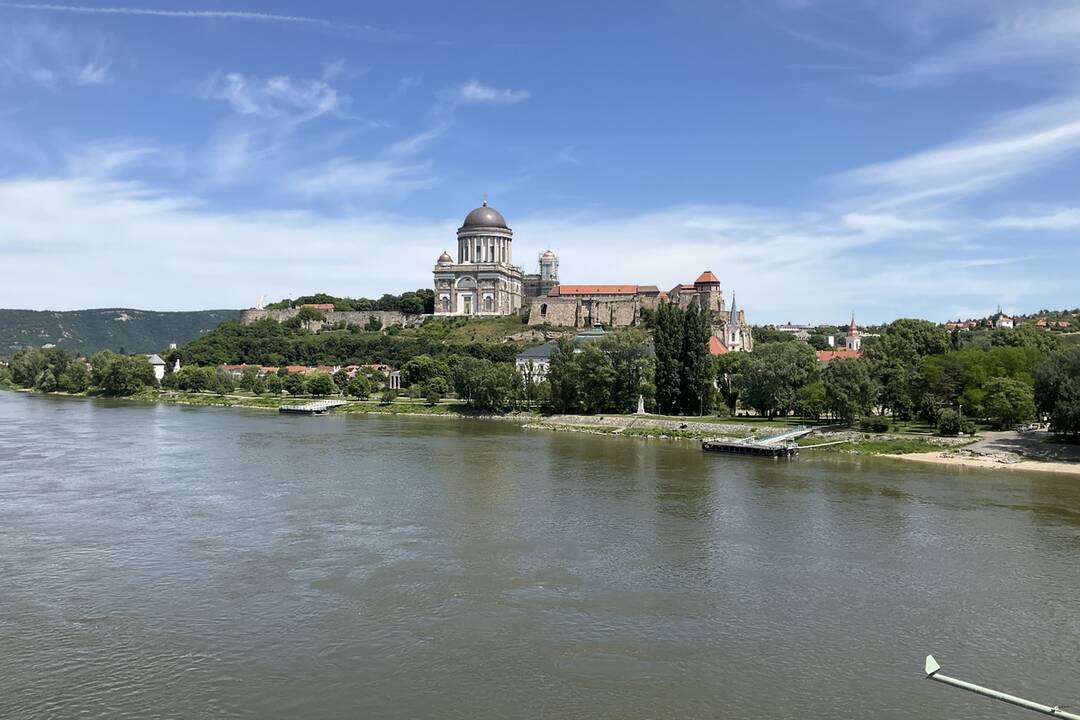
[1,391,1078,719]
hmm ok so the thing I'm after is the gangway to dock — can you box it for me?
[702,425,815,458]
[278,399,348,415]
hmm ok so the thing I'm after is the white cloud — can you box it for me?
[989,208,1080,230]
[0,168,1069,321]
[284,158,436,198]
[830,96,1080,208]
[455,80,530,105]
[201,71,342,121]
[0,22,111,89]
[881,2,1080,85]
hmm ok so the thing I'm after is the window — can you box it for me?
[540,303,548,317]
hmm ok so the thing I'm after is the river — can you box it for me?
[1,391,1078,719]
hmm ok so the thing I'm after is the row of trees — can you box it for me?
[5,347,156,396]
[265,290,435,315]
[178,318,521,369]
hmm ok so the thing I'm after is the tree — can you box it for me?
[600,329,654,413]
[795,380,826,420]
[452,356,488,403]
[472,363,521,412]
[93,353,155,396]
[738,342,819,417]
[214,367,236,395]
[347,375,375,399]
[239,366,261,391]
[1034,347,1080,436]
[865,319,950,419]
[577,344,614,414]
[264,374,283,395]
[424,376,449,405]
[282,372,307,396]
[823,358,876,424]
[546,340,580,413]
[401,354,451,388]
[375,294,401,311]
[937,408,961,436]
[982,377,1036,429]
[714,352,745,415]
[679,304,714,415]
[175,366,216,392]
[296,307,325,323]
[380,388,397,404]
[991,323,1060,355]
[364,316,383,332]
[652,303,683,414]
[306,372,335,397]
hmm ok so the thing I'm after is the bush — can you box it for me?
[858,416,891,433]
[937,408,961,436]
[380,388,397,405]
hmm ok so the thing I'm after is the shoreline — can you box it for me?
[7,389,1080,474]
[883,450,1080,476]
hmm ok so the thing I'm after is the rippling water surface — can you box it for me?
[1,391,1079,719]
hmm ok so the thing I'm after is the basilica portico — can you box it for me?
[433,201,525,316]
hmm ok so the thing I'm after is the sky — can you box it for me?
[0,0,1078,323]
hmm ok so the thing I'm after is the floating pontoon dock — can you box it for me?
[702,425,815,458]
[278,400,348,415]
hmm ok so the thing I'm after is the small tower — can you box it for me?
[539,249,559,293]
[728,294,742,351]
[845,312,862,352]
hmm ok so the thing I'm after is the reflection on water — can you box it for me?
[1,391,1079,720]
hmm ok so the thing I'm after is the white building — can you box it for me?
[433,201,524,316]
[147,354,166,381]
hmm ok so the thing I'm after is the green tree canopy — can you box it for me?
[1034,347,1080,435]
[738,342,819,417]
[823,358,876,425]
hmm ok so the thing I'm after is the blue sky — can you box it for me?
[0,1,1078,323]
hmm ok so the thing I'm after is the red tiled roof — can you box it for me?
[708,336,728,355]
[816,349,862,363]
[549,284,640,296]
[695,270,720,285]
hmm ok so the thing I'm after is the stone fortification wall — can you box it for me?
[527,296,660,328]
[240,308,413,329]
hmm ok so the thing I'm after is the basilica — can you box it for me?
[433,201,752,351]
[432,201,557,316]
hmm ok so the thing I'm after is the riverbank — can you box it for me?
[9,388,1080,471]
[886,449,1080,476]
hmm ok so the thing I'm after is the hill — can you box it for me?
[0,308,240,357]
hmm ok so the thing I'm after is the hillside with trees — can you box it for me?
[0,308,239,358]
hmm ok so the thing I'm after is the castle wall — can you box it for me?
[240,308,412,329]
[528,297,646,328]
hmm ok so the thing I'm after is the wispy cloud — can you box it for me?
[0,21,111,88]
[454,80,530,105]
[989,208,1080,230]
[284,158,436,198]
[201,71,342,121]
[0,2,389,34]
[830,95,1080,208]
[880,2,1080,85]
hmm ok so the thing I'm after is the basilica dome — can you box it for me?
[461,200,508,229]
[437,251,453,264]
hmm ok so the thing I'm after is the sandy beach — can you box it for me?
[888,449,1080,476]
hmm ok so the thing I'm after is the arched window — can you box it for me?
[540,303,548,317]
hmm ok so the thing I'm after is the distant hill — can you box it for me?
[0,308,240,357]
